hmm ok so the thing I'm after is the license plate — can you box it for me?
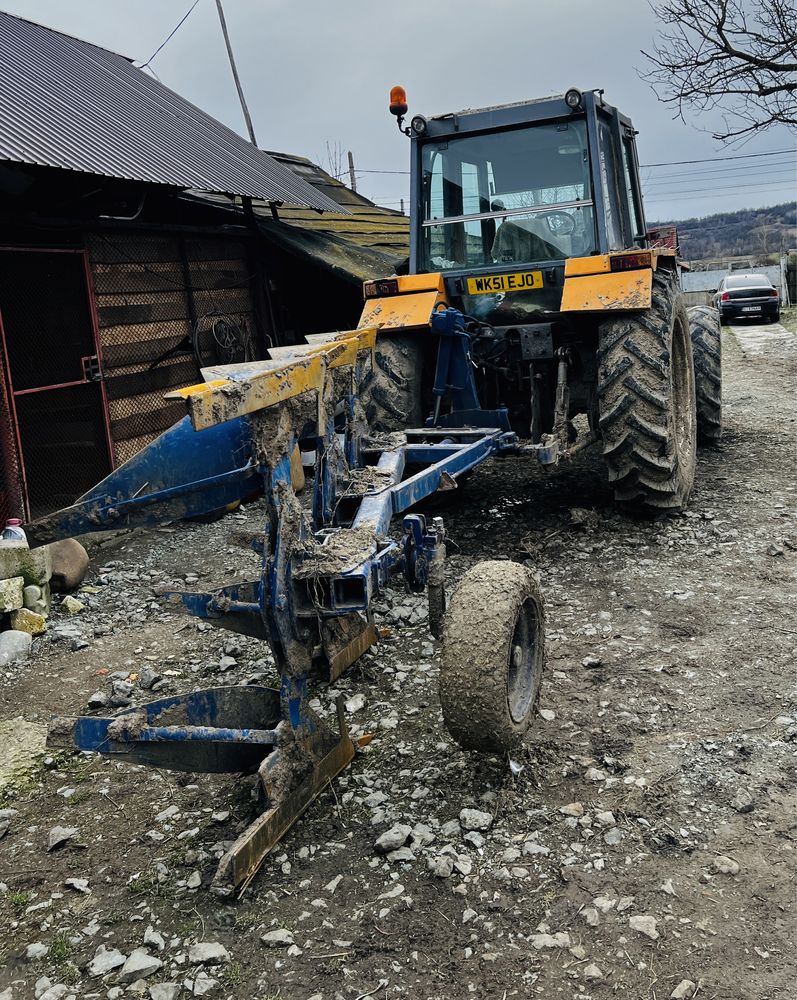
[466,270,543,295]
[742,306,760,312]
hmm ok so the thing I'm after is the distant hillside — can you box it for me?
[649,202,796,261]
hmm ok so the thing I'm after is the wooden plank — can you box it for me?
[191,289,253,315]
[99,319,190,348]
[110,399,186,441]
[96,290,188,327]
[183,237,248,262]
[101,333,191,369]
[97,289,253,326]
[88,234,250,265]
[87,234,180,265]
[92,261,185,294]
[114,432,159,465]
[92,259,251,295]
[105,358,199,401]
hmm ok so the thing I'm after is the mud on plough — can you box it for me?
[28,327,532,896]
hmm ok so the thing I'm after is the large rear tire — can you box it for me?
[439,561,545,753]
[597,267,697,512]
[359,334,423,432]
[687,305,722,444]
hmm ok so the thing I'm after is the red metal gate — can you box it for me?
[0,247,114,520]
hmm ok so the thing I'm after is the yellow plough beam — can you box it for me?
[165,328,377,431]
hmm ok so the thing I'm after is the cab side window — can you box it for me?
[597,119,623,250]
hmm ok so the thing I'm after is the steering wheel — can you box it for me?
[540,211,576,236]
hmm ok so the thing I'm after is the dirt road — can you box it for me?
[0,322,795,1000]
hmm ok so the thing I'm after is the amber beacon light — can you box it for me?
[389,85,408,117]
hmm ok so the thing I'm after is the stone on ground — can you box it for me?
[0,576,24,612]
[0,629,32,666]
[459,808,493,831]
[629,915,659,940]
[9,607,46,635]
[118,947,163,981]
[48,539,89,593]
[188,942,230,965]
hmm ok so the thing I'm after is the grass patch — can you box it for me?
[128,869,177,899]
[128,871,160,896]
[0,774,39,806]
[7,890,32,911]
[66,787,92,807]
[48,933,73,964]
[779,305,797,335]
[224,962,243,985]
[61,963,80,985]
[54,752,93,779]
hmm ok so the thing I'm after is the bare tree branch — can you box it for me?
[642,0,797,141]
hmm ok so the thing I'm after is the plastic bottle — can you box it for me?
[1,518,27,543]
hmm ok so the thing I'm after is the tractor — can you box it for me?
[358,86,722,511]
[30,88,723,895]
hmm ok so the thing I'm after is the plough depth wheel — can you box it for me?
[439,560,545,753]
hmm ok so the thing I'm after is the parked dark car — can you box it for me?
[714,273,781,323]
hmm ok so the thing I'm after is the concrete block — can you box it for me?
[0,576,24,612]
[0,543,52,588]
[9,608,47,636]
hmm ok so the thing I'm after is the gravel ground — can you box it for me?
[0,321,795,1000]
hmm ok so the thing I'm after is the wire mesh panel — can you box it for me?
[0,356,24,522]
[0,248,112,520]
[87,231,261,465]
[14,384,111,517]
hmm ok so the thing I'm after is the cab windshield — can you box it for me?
[420,119,597,272]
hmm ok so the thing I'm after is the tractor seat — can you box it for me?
[491,218,565,264]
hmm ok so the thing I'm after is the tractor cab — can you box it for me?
[396,88,647,326]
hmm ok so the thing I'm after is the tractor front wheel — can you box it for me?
[439,560,545,753]
[597,268,697,512]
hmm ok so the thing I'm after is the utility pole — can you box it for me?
[214,0,257,146]
[347,151,357,193]
[400,198,405,215]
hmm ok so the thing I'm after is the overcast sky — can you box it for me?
[3,0,795,222]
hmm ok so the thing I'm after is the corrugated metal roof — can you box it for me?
[0,10,344,211]
[192,152,410,257]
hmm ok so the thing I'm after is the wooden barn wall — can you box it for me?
[86,231,259,464]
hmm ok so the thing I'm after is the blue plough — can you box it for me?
[28,318,517,895]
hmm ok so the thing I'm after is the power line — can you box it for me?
[644,183,796,205]
[138,0,201,69]
[644,170,796,191]
[641,157,796,183]
[334,147,797,180]
[333,169,411,177]
[644,170,797,193]
[641,148,796,169]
